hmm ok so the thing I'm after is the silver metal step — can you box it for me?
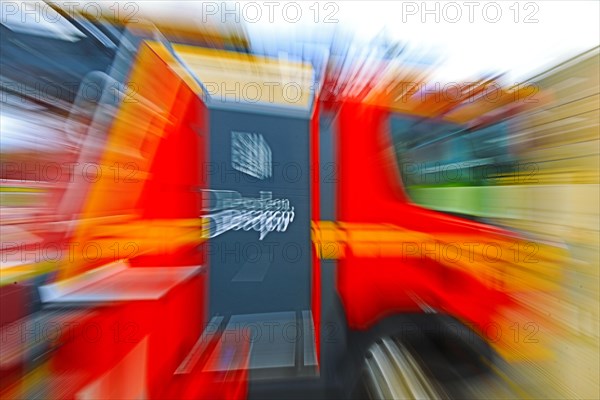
[174,315,224,375]
[177,311,318,381]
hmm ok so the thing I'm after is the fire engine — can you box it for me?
[1,15,570,400]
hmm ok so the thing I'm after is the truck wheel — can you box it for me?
[346,314,497,399]
[361,336,446,399]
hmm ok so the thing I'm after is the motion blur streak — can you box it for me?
[0,1,598,399]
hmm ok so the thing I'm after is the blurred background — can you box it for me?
[1,1,599,399]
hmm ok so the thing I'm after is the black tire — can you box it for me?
[343,313,499,399]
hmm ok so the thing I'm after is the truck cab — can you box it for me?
[1,17,568,400]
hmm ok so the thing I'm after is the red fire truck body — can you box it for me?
[0,27,565,400]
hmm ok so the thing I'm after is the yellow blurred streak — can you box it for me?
[0,262,56,287]
[172,44,314,109]
[60,218,204,273]
[472,48,598,397]
[312,221,565,291]
[146,41,208,97]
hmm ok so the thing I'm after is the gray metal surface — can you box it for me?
[207,108,312,317]
[226,312,297,370]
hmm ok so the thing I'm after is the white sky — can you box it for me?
[16,1,599,82]
[336,1,600,82]
[245,1,600,82]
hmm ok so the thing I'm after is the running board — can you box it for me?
[175,311,318,382]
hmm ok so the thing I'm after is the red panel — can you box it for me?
[310,99,321,365]
[137,87,206,221]
[48,273,205,399]
[335,100,514,334]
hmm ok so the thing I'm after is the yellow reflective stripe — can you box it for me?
[311,221,566,291]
